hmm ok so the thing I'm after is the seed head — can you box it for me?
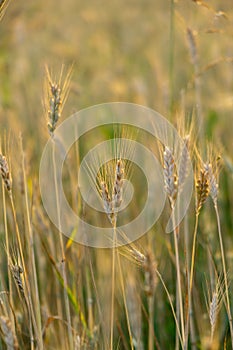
[0,154,12,192]
[10,264,24,297]
[45,65,72,135]
[163,146,178,207]
[196,167,209,214]
[47,82,62,134]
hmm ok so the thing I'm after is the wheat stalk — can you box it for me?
[185,159,210,349]
[206,150,233,349]
[126,244,184,348]
[0,146,15,330]
[163,145,184,345]
[96,148,129,349]
[19,136,43,349]
[45,65,74,349]
[0,152,37,348]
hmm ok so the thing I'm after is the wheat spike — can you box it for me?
[45,65,72,135]
[207,274,224,341]
[196,167,209,213]
[128,247,147,266]
[47,81,61,134]
[209,292,218,333]
[99,158,125,226]
[0,154,12,192]
[163,146,178,207]
[10,264,24,297]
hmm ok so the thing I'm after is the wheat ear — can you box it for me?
[196,167,209,214]
[0,154,12,192]
[163,146,178,206]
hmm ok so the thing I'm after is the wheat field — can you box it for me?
[0,0,233,349]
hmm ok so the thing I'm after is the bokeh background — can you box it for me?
[1,0,233,140]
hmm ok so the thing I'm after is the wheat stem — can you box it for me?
[52,141,73,350]
[110,224,116,350]
[184,214,197,350]
[163,146,184,345]
[20,137,43,349]
[1,176,14,331]
[116,250,134,350]
[155,268,184,349]
[172,216,185,346]
[9,196,36,350]
[184,213,199,350]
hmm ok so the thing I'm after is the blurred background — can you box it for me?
[1,0,233,143]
